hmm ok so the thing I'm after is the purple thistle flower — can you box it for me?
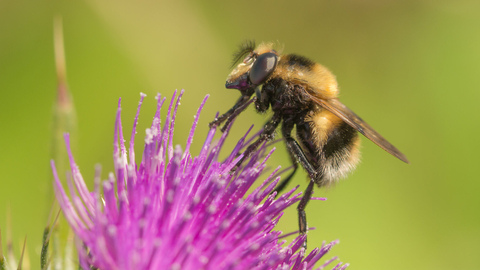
[51,91,348,270]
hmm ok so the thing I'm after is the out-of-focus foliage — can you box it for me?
[0,1,479,269]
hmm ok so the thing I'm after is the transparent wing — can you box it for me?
[308,95,409,163]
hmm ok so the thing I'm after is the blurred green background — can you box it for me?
[1,0,479,269]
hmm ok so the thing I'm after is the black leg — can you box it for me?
[279,121,319,249]
[230,113,282,173]
[284,137,317,178]
[209,94,252,129]
[220,97,256,132]
[275,122,318,195]
[298,180,315,249]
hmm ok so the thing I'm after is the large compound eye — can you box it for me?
[249,52,277,85]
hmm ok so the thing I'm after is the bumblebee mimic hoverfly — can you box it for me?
[210,41,409,246]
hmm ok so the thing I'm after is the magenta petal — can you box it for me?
[52,92,347,270]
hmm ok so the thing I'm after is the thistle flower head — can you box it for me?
[51,91,348,270]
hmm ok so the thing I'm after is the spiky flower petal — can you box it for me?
[52,91,348,270]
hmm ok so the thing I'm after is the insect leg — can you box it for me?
[298,180,315,248]
[220,97,256,132]
[272,121,303,195]
[209,94,253,129]
[279,120,319,248]
[231,113,282,172]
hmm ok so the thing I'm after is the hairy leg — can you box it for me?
[209,94,253,129]
[281,120,319,248]
[230,112,282,173]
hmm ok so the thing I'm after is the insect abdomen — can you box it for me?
[305,109,361,187]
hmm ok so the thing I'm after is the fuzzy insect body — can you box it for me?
[211,41,408,246]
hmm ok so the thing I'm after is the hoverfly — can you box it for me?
[210,41,409,245]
